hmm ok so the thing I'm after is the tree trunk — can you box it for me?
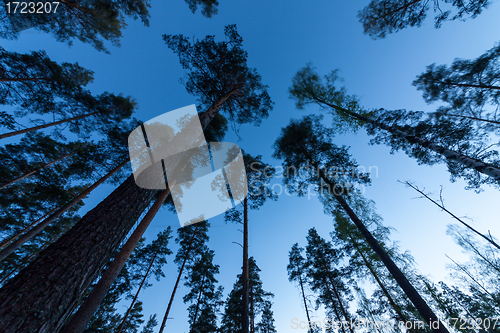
[0,111,101,140]
[250,283,255,333]
[347,232,414,332]
[242,197,250,333]
[447,113,500,125]
[310,160,449,333]
[317,252,354,333]
[0,160,129,262]
[325,288,347,333]
[190,274,206,332]
[337,194,448,332]
[433,80,500,90]
[0,94,232,332]
[318,97,500,181]
[158,224,200,333]
[116,251,159,333]
[61,189,170,333]
[298,274,314,333]
[0,152,74,190]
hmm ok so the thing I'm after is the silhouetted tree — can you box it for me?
[358,0,490,39]
[0,0,151,52]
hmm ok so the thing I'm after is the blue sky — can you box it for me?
[3,0,500,331]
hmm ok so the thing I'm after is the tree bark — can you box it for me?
[0,111,101,140]
[158,224,200,333]
[0,160,129,262]
[242,197,250,333]
[0,152,74,190]
[61,189,170,333]
[116,250,159,333]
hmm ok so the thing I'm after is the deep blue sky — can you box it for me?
[3,0,500,332]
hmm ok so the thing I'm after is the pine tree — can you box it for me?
[413,42,500,130]
[0,49,136,140]
[184,0,219,17]
[116,229,173,333]
[224,153,276,333]
[158,221,210,333]
[289,64,500,190]
[183,249,223,333]
[140,314,158,333]
[220,257,274,333]
[255,301,277,333]
[357,0,490,39]
[287,244,316,333]
[0,25,272,333]
[273,115,449,332]
[84,229,172,333]
[305,228,354,333]
[0,0,151,52]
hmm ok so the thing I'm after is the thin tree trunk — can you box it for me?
[0,207,57,250]
[0,159,129,262]
[0,94,233,333]
[0,111,100,140]
[0,152,74,190]
[317,252,354,333]
[336,193,448,332]
[116,251,159,333]
[403,181,500,250]
[310,159,449,333]
[447,113,500,125]
[348,232,414,332]
[250,283,255,333]
[298,274,314,333]
[433,80,500,91]
[158,224,200,333]
[317,97,500,181]
[242,197,250,333]
[61,188,171,333]
[325,288,347,333]
[190,274,206,332]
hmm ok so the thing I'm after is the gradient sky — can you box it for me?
[2,0,500,332]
